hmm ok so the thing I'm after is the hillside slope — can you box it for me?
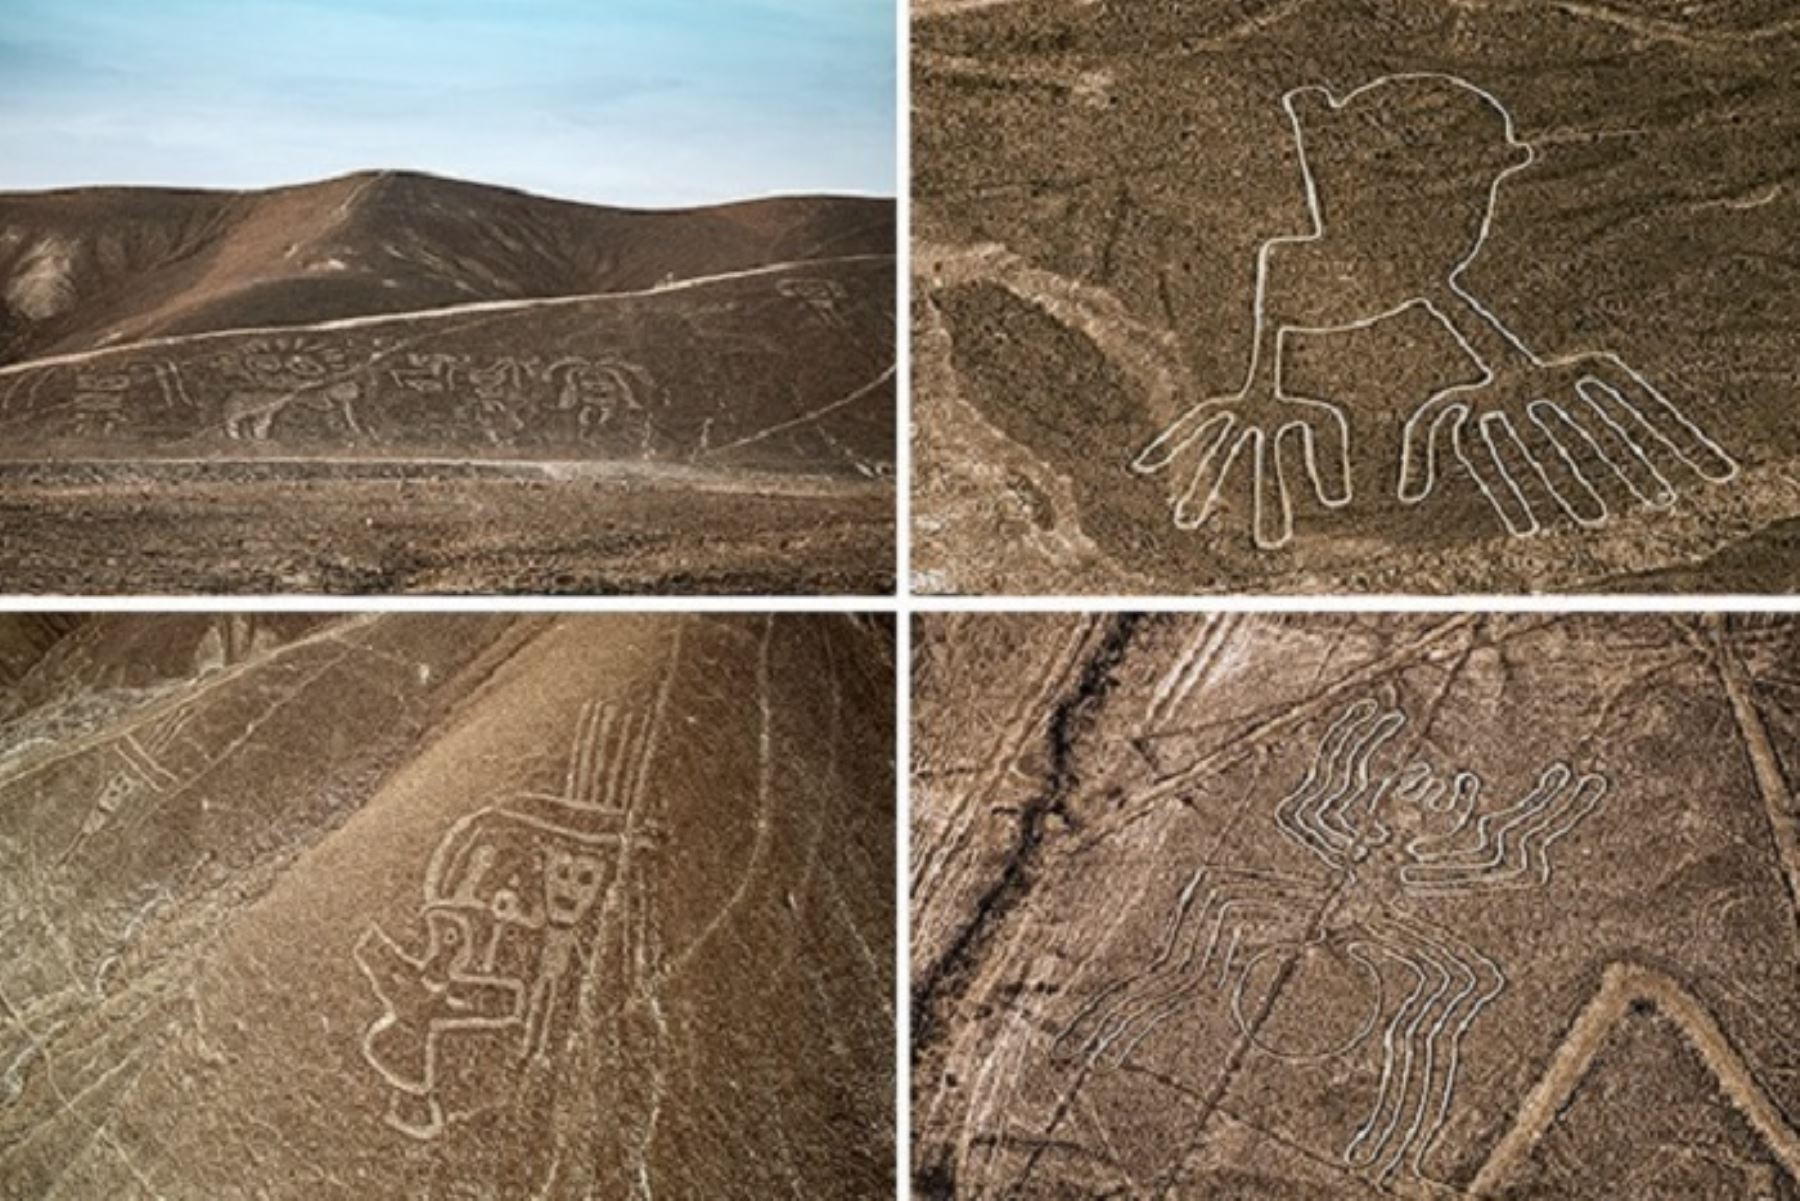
[0,171,894,365]
[0,613,896,1198]
[0,255,895,474]
[0,174,896,593]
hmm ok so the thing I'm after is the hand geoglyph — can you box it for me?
[1133,73,1738,547]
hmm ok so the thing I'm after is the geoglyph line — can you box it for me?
[1703,615,1800,947]
[1119,72,1739,545]
[1103,616,1479,845]
[1400,764,1606,894]
[1143,614,1241,732]
[0,253,893,379]
[1344,910,1505,1183]
[1055,695,1606,1187]
[698,363,897,456]
[1468,961,1800,1195]
[1051,866,1328,1068]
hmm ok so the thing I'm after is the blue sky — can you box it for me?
[0,0,894,205]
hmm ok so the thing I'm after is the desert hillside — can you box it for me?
[0,173,895,475]
[0,255,895,473]
[0,171,894,364]
[0,612,896,1197]
[0,174,896,593]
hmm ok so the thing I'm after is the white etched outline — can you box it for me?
[1229,938,1386,1062]
[353,909,526,1139]
[352,697,662,1141]
[1131,72,1739,546]
[1054,696,1608,1185]
[55,703,198,866]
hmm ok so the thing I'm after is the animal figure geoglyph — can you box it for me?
[1133,74,1737,547]
[217,337,365,441]
[1055,697,1607,1186]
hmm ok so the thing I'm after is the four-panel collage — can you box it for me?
[1,1,1794,1198]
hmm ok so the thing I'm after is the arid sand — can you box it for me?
[0,613,895,1198]
[913,613,1800,1198]
[912,1,1799,594]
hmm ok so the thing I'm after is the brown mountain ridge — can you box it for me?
[0,173,896,594]
[0,171,894,364]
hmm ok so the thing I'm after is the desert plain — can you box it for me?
[913,612,1800,1198]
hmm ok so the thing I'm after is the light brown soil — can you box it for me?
[912,1,1799,594]
[0,613,896,1198]
[912,613,1800,1198]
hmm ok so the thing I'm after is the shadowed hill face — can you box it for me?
[0,612,896,1198]
[0,256,896,473]
[0,172,895,365]
[0,174,897,593]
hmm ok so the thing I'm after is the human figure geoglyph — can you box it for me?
[352,699,659,1140]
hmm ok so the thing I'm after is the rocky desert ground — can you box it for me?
[912,0,1798,594]
[913,612,1800,1198]
[0,612,895,1198]
[0,173,896,594]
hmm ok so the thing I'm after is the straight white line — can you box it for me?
[700,365,897,456]
[0,253,895,379]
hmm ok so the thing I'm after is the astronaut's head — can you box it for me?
[544,847,608,926]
